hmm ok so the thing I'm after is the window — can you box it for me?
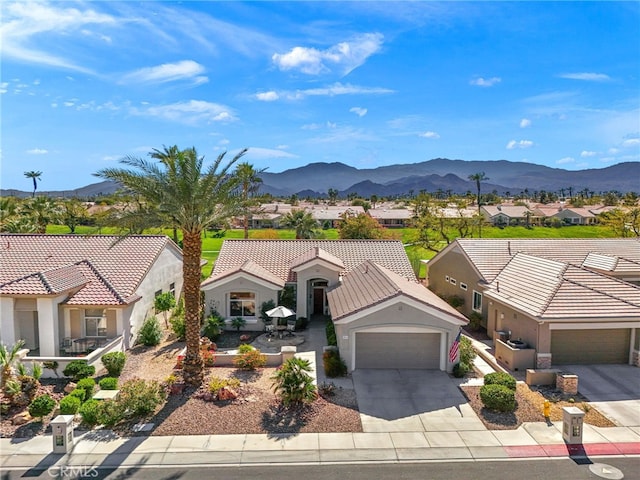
[85,309,107,337]
[169,283,176,297]
[472,291,482,312]
[450,278,457,286]
[460,283,467,291]
[154,289,162,297]
[229,292,256,317]
[445,275,449,282]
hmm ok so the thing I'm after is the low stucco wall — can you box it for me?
[525,368,559,386]
[495,339,536,371]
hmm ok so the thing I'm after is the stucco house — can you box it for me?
[428,238,640,368]
[368,208,413,228]
[481,205,534,226]
[0,234,183,358]
[201,239,466,372]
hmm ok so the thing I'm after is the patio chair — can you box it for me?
[265,324,275,339]
[285,319,296,337]
[60,337,73,353]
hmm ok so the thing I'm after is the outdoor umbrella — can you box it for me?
[265,305,296,328]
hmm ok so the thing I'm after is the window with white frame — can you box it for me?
[229,292,256,317]
[450,278,457,286]
[169,283,176,297]
[445,275,449,282]
[472,291,482,312]
[84,309,107,337]
[460,282,467,291]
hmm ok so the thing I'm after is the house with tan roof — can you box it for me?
[481,205,534,226]
[368,208,413,228]
[0,234,183,360]
[428,238,640,368]
[202,239,466,371]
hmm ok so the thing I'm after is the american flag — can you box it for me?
[449,329,461,363]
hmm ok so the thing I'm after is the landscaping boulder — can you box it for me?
[64,382,77,394]
[12,411,31,425]
[217,386,237,401]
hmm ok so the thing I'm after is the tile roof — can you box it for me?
[201,259,285,288]
[327,260,467,323]
[368,208,413,220]
[209,239,416,283]
[442,238,640,282]
[290,247,345,270]
[484,253,640,319]
[0,234,178,305]
[482,205,532,218]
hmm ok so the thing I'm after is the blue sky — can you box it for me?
[1,1,639,191]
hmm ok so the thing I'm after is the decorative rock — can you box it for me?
[217,386,237,401]
[64,382,77,394]
[12,411,31,425]
[239,334,250,342]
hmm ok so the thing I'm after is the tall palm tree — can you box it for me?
[24,171,42,197]
[468,172,488,238]
[96,146,246,386]
[235,162,265,239]
[281,209,319,239]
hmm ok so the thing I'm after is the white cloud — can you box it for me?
[121,60,208,85]
[519,118,531,128]
[131,100,237,125]
[102,155,119,161]
[622,138,640,148]
[272,33,383,75]
[556,157,575,165]
[350,107,367,117]
[26,148,48,155]
[255,91,279,101]
[506,139,534,149]
[558,72,611,82]
[0,82,7,94]
[469,76,501,87]
[419,131,440,139]
[276,144,289,150]
[580,150,597,157]
[244,147,298,160]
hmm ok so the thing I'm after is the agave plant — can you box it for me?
[0,340,25,389]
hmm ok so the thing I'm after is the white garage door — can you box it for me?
[355,332,441,369]
[551,329,631,365]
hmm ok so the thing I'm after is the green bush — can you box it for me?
[201,314,223,341]
[69,389,87,402]
[295,317,308,330]
[325,320,337,346]
[60,395,82,415]
[79,399,102,426]
[446,295,465,309]
[28,394,56,420]
[323,349,347,377]
[237,344,254,354]
[480,384,516,412]
[76,378,96,400]
[459,337,476,367]
[116,379,165,418]
[484,372,516,391]
[101,352,126,377]
[271,357,317,407]
[138,316,162,346]
[230,316,247,332]
[468,312,483,331]
[63,360,95,381]
[208,376,241,394]
[234,349,266,370]
[452,362,470,378]
[99,377,118,390]
[170,313,186,341]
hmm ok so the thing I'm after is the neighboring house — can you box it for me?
[368,208,413,228]
[308,205,366,227]
[481,205,534,226]
[552,207,597,225]
[0,234,183,357]
[202,239,466,371]
[428,238,640,368]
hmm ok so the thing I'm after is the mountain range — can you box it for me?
[2,159,638,199]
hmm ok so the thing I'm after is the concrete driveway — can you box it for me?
[559,364,640,427]
[352,369,486,433]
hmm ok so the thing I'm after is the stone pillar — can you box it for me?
[536,353,552,369]
[632,349,640,367]
[0,297,16,345]
[556,373,578,395]
[281,346,297,363]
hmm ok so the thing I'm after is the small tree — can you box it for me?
[271,357,317,407]
[138,316,163,346]
[230,316,247,332]
[154,292,176,328]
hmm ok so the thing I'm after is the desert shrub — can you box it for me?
[28,394,56,420]
[170,313,186,341]
[446,295,465,309]
[325,320,337,346]
[76,378,96,400]
[452,362,469,378]
[63,360,95,381]
[234,349,266,370]
[318,381,336,396]
[480,384,516,412]
[59,395,82,415]
[323,349,347,377]
[259,300,276,322]
[116,379,165,417]
[459,336,476,367]
[69,389,87,402]
[138,316,162,346]
[271,357,317,407]
[99,377,118,390]
[208,376,241,394]
[237,344,254,354]
[201,314,223,341]
[468,312,483,331]
[230,316,247,332]
[484,372,516,391]
[79,399,102,426]
[4,379,21,397]
[202,350,216,367]
[101,352,126,377]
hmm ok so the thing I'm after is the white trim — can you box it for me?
[549,322,640,330]
[203,271,283,291]
[460,283,467,291]
[472,290,482,312]
[291,258,343,273]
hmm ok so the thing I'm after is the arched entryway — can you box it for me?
[309,279,328,316]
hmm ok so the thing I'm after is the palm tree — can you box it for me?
[235,162,265,239]
[24,171,42,197]
[281,209,319,239]
[468,172,489,238]
[21,196,59,233]
[96,146,246,386]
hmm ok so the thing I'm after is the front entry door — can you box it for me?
[313,288,325,315]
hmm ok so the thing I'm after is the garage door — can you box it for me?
[355,332,440,369]
[551,329,630,364]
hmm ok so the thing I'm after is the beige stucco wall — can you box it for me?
[334,298,460,372]
[294,263,341,318]
[486,299,542,351]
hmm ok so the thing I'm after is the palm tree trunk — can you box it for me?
[181,230,204,386]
